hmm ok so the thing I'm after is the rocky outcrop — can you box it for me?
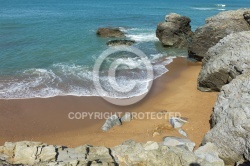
[96,27,125,38]
[203,72,250,165]
[188,9,250,61]
[197,31,250,92]
[156,13,193,48]
[0,139,224,166]
[106,39,135,46]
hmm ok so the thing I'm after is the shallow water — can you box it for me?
[0,0,249,99]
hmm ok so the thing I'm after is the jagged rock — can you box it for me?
[169,117,188,128]
[106,39,135,46]
[194,142,224,166]
[156,13,193,48]
[163,136,195,152]
[198,31,250,92]
[203,72,250,164]
[121,112,132,122]
[87,147,114,163]
[188,9,250,61]
[0,140,224,166]
[101,114,121,131]
[96,28,125,38]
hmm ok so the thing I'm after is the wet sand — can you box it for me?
[0,57,218,148]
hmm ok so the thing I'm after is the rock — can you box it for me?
[101,114,121,131]
[0,140,223,166]
[188,9,250,61]
[120,112,132,122]
[178,128,188,137]
[87,147,114,163]
[203,72,250,164]
[197,31,250,92]
[96,27,125,38]
[106,39,135,46]
[143,141,159,151]
[152,132,160,137]
[163,136,195,152]
[13,141,43,165]
[156,13,193,48]
[194,142,224,166]
[169,117,188,128]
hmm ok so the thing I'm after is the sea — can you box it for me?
[0,0,249,99]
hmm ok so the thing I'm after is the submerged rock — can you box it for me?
[101,114,121,131]
[188,9,250,61]
[198,31,250,92]
[106,39,135,46]
[156,13,193,48]
[203,72,250,164]
[96,27,125,38]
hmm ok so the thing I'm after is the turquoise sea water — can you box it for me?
[0,0,249,99]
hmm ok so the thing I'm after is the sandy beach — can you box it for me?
[0,57,218,148]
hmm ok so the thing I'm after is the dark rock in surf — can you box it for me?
[156,13,193,48]
[106,39,135,46]
[96,27,125,38]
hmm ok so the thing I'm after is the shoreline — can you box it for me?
[0,57,218,148]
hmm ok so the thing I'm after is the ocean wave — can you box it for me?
[0,55,174,99]
[126,33,158,42]
[215,4,226,7]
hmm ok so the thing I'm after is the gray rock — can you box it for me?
[188,9,250,61]
[120,112,132,122]
[203,72,250,164]
[106,39,135,46]
[194,142,224,166]
[178,128,188,137]
[163,136,195,152]
[156,13,193,48]
[101,114,121,131]
[87,147,114,163]
[198,31,250,92]
[96,27,125,38]
[169,117,188,128]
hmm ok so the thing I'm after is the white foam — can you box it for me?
[126,33,158,42]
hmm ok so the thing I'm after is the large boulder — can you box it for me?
[96,27,125,38]
[203,72,250,165]
[198,31,250,92]
[188,9,250,61]
[156,13,193,48]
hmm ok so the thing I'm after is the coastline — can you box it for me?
[0,57,218,148]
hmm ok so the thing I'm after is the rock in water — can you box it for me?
[198,31,250,92]
[203,72,250,164]
[106,39,135,46]
[156,13,193,48]
[163,136,195,152]
[188,9,250,61]
[101,114,121,131]
[96,27,125,38]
